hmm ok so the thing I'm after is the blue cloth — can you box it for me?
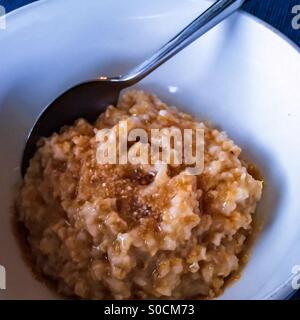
[0,0,299,301]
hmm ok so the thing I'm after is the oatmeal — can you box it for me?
[17,90,263,299]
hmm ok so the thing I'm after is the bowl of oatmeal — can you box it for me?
[1,0,300,300]
[16,90,262,299]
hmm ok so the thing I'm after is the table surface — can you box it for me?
[0,0,299,300]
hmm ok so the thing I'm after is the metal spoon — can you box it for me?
[21,0,246,176]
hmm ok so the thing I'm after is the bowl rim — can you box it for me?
[2,0,299,300]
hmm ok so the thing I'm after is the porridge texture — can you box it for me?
[17,90,263,299]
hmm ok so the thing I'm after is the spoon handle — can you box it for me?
[121,0,246,83]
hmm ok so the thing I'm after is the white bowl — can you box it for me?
[0,0,300,300]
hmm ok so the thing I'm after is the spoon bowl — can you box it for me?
[21,78,128,176]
